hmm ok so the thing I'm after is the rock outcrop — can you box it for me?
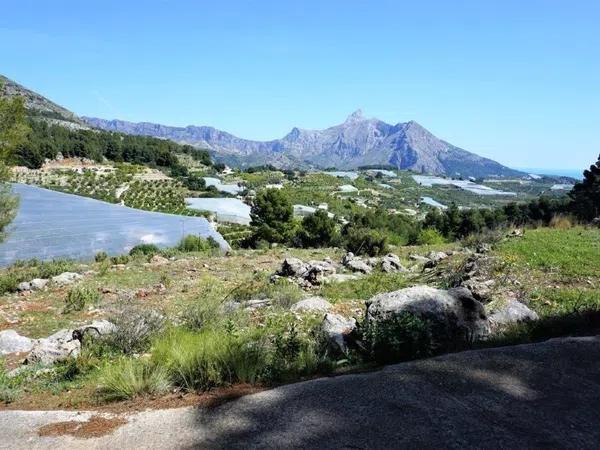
[51,272,83,286]
[0,330,34,355]
[27,329,81,366]
[320,313,357,355]
[488,300,539,330]
[290,297,333,313]
[365,285,489,347]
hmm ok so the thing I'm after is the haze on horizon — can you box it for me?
[1,0,598,170]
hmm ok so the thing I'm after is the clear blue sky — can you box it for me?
[1,0,599,170]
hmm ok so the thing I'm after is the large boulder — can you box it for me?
[73,320,117,342]
[321,273,361,284]
[345,259,372,274]
[291,296,333,313]
[149,255,169,266]
[279,257,309,278]
[424,252,448,269]
[30,278,49,291]
[0,330,34,355]
[380,254,407,273]
[409,254,430,264]
[488,300,539,331]
[320,313,357,355]
[27,329,80,366]
[51,272,83,286]
[365,286,489,353]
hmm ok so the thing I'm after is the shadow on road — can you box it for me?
[188,336,600,449]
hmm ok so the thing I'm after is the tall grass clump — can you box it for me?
[104,308,165,355]
[549,215,573,230]
[152,328,267,391]
[99,359,171,401]
[152,317,331,392]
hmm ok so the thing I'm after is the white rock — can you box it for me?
[27,329,80,365]
[321,313,357,354]
[51,272,83,286]
[291,297,333,313]
[0,330,34,355]
[488,300,539,330]
[30,278,49,290]
[16,282,31,292]
[345,259,372,274]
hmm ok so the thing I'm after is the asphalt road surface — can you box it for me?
[2,336,600,449]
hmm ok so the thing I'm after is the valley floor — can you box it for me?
[1,335,599,449]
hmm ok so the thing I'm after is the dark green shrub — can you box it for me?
[177,235,220,253]
[129,243,160,257]
[363,313,434,364]
[248,189,294,245]
[110,255,130,265]
[63,285,100,314]
[94,251,108,262]
[343,227,388,256]
[293,209,340,248]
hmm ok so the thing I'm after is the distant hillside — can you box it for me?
[0,75,87,130]
[0,74,210,170]
[85,111,525,178]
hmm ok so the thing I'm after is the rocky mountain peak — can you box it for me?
[344,109,365,123]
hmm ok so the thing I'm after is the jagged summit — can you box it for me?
[85,112,522,177]
[344,109,365,123]
[0,72,521,177]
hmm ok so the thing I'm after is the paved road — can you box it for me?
[2,336,600,449]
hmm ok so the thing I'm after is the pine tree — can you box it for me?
[0,82,30,241]
[569,154,600,221]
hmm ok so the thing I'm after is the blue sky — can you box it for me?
[1,0,599,170]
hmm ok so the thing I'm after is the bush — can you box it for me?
[343,227,388,256]
[248,189,294,245]
[293,210,340,248]
[99,359,171,401]
[129,243,160,257]
[0,368,21,404]
[94,251,108,262]
[416,228,445,245]
[549,215,573,230]
[177,235,220,253]
[63,285,100,314]
[104,308,165,355]
[183,280,229,331]
[363,312,434,364]
[110,255,130,265]
[0,258,75,294]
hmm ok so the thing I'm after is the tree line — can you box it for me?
[13,119,212,170]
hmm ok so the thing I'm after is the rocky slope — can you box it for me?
[85,110,523,177]
[0,75,87,130]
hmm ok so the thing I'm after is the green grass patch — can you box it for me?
[497,227,600,279]
[319,271,411,303]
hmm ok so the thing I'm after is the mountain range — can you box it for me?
[1,74,521,177]
[84,111,522,177]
